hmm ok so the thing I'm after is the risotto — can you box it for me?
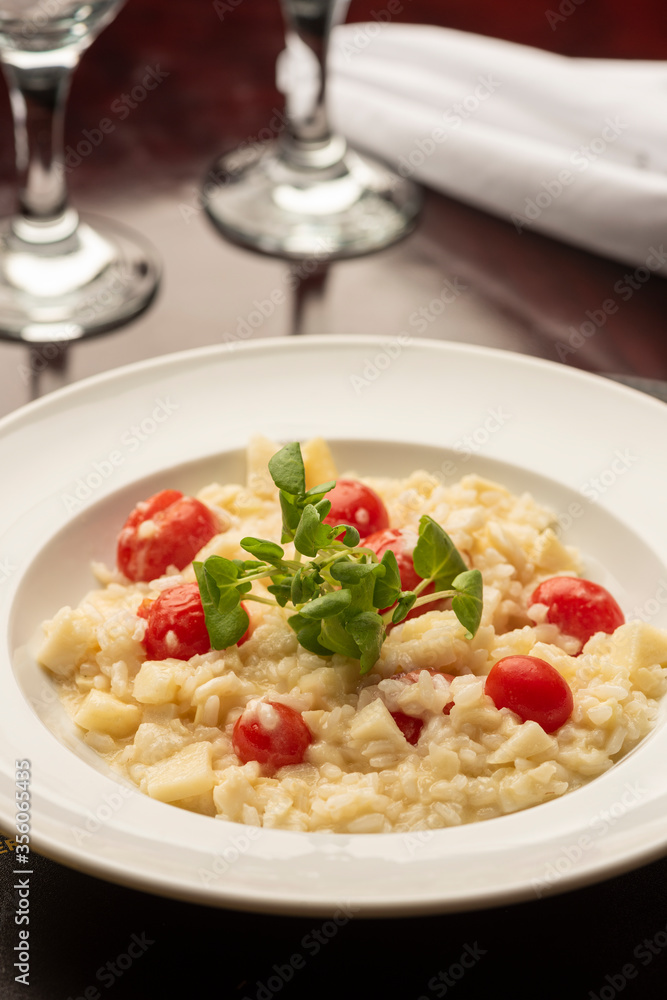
[37,436,667,833]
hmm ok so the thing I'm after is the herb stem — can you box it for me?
[412,578,433,597]
[413,589,455,607]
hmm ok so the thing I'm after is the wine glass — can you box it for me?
[204,0,422,259]
[0,0,160,342]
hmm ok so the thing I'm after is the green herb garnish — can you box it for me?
[194,443,483,674]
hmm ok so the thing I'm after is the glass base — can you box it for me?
[204,137,422,260]
[0,213,161,343]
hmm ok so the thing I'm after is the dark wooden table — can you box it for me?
[1,2,667,998]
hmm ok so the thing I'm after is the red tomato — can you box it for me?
[531,576,625,647]
[136,598,153,620]
[322,479,389,540]
[390,711,423,745]
[363,527,421,591]
[485,655,573,733]
[143,587,250,659]
[117,489,218,582]
[232,700,312,772]
[364,527,442,623]
[143,583,210,660]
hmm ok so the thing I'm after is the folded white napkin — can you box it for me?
[278,24,667,273]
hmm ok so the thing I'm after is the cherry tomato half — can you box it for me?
[232,700,312,772]
[531,576,625,648]
[485,655,573,733]
[364,527,441,623]
[143,583,210,660]
[390,711,424,745]
[322,479,389,540]
[363,527,421,592]
[390,669,456,744]
[117,489,218,582]
[142,586,251,660]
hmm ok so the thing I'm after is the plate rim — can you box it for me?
[2,334,667,916]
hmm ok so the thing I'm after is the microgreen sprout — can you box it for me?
[194,443,483,674]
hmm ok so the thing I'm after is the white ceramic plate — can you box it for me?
[2,336,667,917]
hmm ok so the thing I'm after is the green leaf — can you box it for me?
[299,590,352,620]
[330,560,377,585]
[202,555,241,585]
[287,612,307,633]
[305,480,336,499]
[345,612,385,675]
[279,491,302,542]
[297,622,332,656]
[290,568,317,605]
[339,525,360,547]
[413,516,468,591]
[194,562,249,649]
[239,537,285,564]
[345,573,377,618]
[268,442,306,495]
[267,578,292,607]
[313,499,332,520]
[193,559,219,606]
[391,591,417,624]
[287,615,332,657]
[294,504,333,557]
[372,549,402,609]
[197,555,252,596]
[451,569,483,639]
[319,615,362,659]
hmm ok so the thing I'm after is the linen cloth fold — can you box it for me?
[278,24,667,272]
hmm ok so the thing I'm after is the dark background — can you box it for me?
[2,1,667,998]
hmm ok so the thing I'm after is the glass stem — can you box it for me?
[1,50,80,244]
[279,0,350,159]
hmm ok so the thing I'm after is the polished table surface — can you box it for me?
[1,1,667,998]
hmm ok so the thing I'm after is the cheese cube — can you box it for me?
[74,689,141,738]
[145,742,214,802]
[133,660,180,704]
